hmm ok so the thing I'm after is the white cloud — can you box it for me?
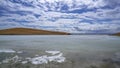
[0,0,120,33]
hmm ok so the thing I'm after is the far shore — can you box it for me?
[0,28,120,36]
[112,33,120,36]
[0,28,70,35]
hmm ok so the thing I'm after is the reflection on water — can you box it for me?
[0,35,120,68]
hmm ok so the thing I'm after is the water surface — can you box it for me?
[0,35,120,68]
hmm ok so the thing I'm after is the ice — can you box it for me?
[35,54,39,57]
[48,53,65,63]
[21,61,28,64]
[2,55,21,63]
[30,51,65,64]
[30,55,48,64]
[112,52,120,63]
[26,57,31,60]
[17,51,23,53]
[46,51,60,55]
[12,55,21,63]
[0,49,16,53]
[1,50,66,65]
[115,52,120,59]
[2,59,10,63]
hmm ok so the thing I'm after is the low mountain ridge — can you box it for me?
[0,28,70,35]
[112,32,120,36]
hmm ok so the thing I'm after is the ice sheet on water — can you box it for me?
[47,53,65,63]
[46,51,60,55]
[2,55,21,63]
[17,51,23,53]
[30,51,65,64]
[1,50,66,65]
[0,49,16,53]
[30,55,48,64]
[21,61,28,64]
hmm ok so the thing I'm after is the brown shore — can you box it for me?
[112,32,120,36]
[0,28,70,35]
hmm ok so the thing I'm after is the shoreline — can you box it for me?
[0,28,70,35]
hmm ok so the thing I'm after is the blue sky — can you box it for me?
[0,0,120,33]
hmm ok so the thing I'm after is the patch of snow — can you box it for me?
[112,52,120,63]
[115,52,120,59]
[1,50,66,65]
[30,52,65,64]
[30,55,48,64]
[2,55,21,63]
[2,59,10,63]
[0,49,16,53]
[46,51,60,55]
[48,53,65,63]
[35,54,39,57]
[17,51,23,54]
[21,61,28,64]
[26,57,31,60]
[11,55,21,63]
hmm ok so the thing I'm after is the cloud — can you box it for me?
[104,0,120,8]
[0,0,120,33]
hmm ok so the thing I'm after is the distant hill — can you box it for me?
[112,32,120,36]
[0,28,70,35]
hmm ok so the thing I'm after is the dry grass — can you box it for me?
[0,28,70,35]
[112,32,120,36]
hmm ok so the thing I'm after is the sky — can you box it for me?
[0,0,120,33]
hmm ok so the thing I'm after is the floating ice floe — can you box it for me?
[1,50,66,65]
[46,51,60,55]
[0,49,23,54]
[21,61,28,64]
[115,52,120,59]
[30,55,48,64]
[12,55,21,62]
[111,52,120,63]
[2,59,10,63]
[17,51,23,54]
[26,57,31,60]
[2,55,21,63]
[30,51,65,65]
[30,53,65,64]
[47,53,65,63]
[35,54,39,57]
[0,49,16,53]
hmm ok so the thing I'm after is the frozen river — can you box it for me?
[0,35,120,68]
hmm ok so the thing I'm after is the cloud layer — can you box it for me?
[0,0,120,33]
